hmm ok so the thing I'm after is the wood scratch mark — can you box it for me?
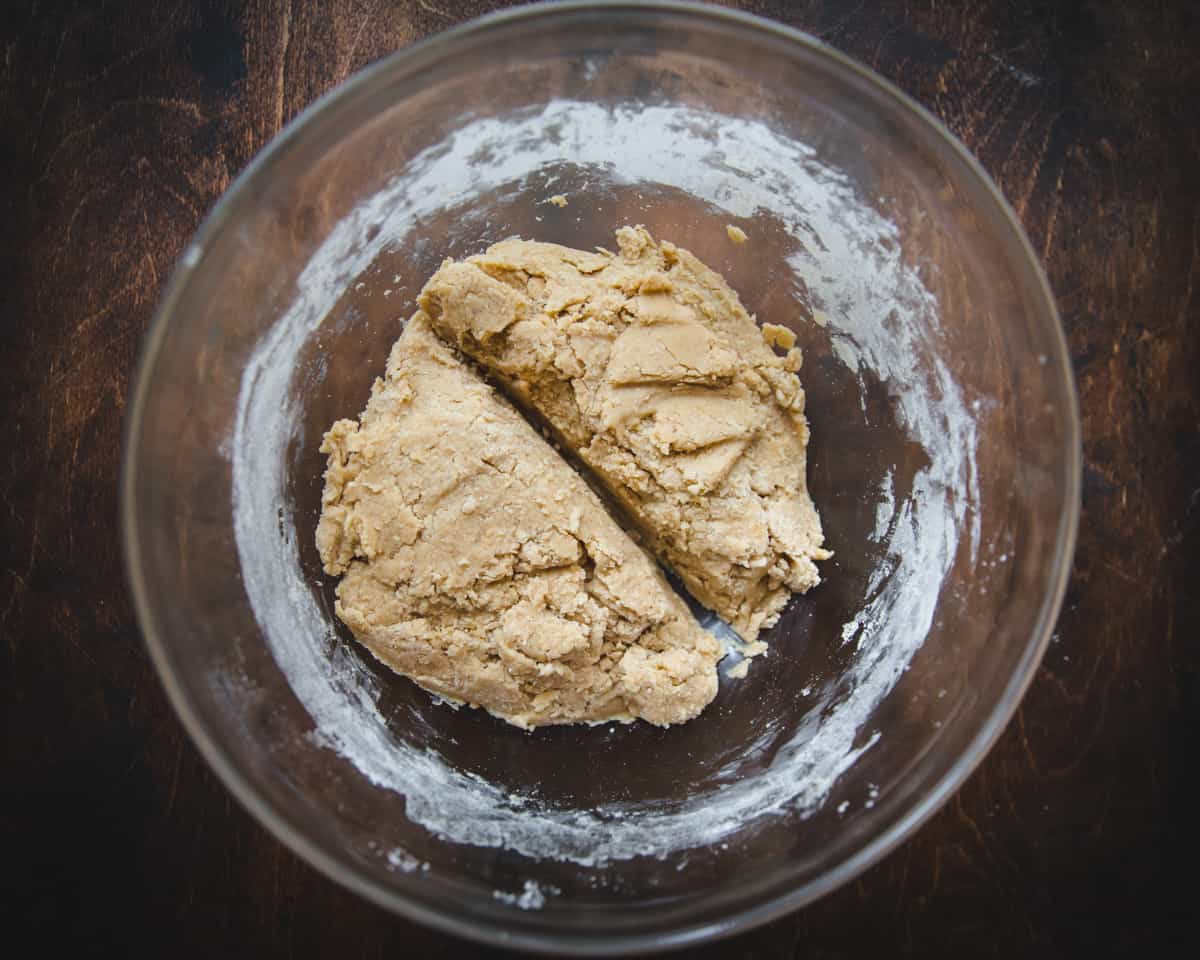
[31,27,69,160]
[1042,164,1066,263]
[809,0,868,41]
[1180,209,1199,328]
[273,843,284,934]
[45,394,57,457]
[143,251,160,292]
[338,0,383,83]
[1014,110,1063,220]
[166,737,185,817]
[999,106,1048,206]
[1022,646,1119,780]
[958,57,1006,122]
[35,97,207,185]
[1100,558,1140,586]
[63,7,188,92]
[973,89,1023,157]
[926,844,943,898]
[275,0,294,135]
[1016,707,1043,777]
[1,571,29,642]
[60,615,99,667]
[73,228,160,333]
[967,61,1023,140]
[57,192,92,269]
[2,498,42,655]
[65,429,82,558]
[954,793,991,860]
[149,163,202,222]
[75,275,144,337]
[140,207,161,291]
[417,0,454,22]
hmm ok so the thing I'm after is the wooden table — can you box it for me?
[2,1,1194,955]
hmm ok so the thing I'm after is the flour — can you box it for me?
[385,848,428,874]
[493,879,557,910]
[232,100,977,873]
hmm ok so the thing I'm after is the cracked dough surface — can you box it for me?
[419,226,829,642]
[316,314,720,728]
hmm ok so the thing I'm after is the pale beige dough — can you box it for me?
[419,226,830,642]
[316,315,720,729]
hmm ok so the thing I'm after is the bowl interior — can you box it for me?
[124,3,1076,951]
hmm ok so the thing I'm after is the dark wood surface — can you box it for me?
[2,1,1196,956]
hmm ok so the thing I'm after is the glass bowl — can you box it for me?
[122,1,1079,953]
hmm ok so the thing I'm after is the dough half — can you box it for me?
[316,315,721,728]
[419,227,830,642]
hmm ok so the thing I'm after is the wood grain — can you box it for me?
[1,1,1195,956]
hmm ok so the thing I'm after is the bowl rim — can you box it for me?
[121,0,1081,953]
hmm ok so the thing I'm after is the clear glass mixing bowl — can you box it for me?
[122,2,1079,953]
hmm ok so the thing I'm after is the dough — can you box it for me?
[316,314,720,728]
[419,227,829,642]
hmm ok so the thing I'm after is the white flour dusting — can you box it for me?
[386,848,428,874]
[493,879,558,910]
[232,101,977,870]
